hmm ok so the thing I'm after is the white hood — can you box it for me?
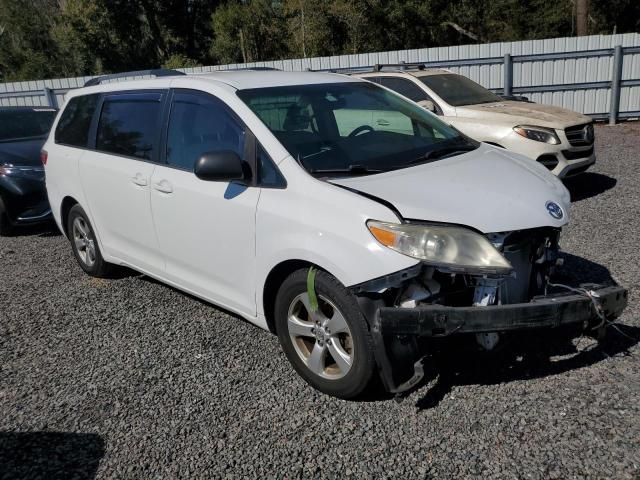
[330,145,571,233]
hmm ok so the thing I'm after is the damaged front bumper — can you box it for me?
[369,284,628,395]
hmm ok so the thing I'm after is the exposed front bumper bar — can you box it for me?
[376,285,628,337]
[370,285,628,396]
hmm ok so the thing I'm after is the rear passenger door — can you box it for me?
[149,89,260,316]
[79,91,165,274]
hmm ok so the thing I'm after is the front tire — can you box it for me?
[67,204,112,277]
[275,269,376,399]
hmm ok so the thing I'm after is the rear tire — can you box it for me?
[67,204,112,277]
[275,268,376,399]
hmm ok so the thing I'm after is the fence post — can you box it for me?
[609,45,623,125]
[503,53,513,97]
[42,87,57,108]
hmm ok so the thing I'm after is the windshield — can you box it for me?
[237,82,477,177]
[418,74,502,107]
[0,109,56,142]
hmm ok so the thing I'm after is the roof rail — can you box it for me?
[218,67,281,71]
[84,69,186,87]
[373,62,427,72]
[309,62,428,75]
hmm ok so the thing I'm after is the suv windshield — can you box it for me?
[237,82,477,177]
[0,109,57,142]
[418,74,502,107]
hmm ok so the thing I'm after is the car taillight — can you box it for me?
[40,149,48,166]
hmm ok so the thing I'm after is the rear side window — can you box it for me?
[376,77,428,103]
[96,92,162,161]
[166,91,245,171]
[55,94,99,147]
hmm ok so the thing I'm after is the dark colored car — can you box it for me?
[0,106,57,235]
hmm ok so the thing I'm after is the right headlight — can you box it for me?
[513,125,560,145]
[367,220,512,274]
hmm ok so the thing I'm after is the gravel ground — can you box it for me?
[1,124,639,479]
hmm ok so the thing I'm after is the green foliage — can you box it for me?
[0,0,638,81]
[162,54,201,69]
[210,0,288,63]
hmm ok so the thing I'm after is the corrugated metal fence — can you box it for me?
[1,33,639,122]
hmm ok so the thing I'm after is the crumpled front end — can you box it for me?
[352,227,628,396]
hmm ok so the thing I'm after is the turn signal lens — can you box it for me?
[40,150,48,166]
[368,225,397,247]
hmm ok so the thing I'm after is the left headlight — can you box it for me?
[0,163,45,180]
[513,125,560,145]
[367,220,513,274]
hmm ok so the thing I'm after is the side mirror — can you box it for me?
[418,99,437,113]
[194,151,245,182]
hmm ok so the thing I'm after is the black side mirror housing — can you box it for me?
[194,151,245,182]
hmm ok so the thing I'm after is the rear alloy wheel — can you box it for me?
[275,269,376,399]
[67,204,112,277]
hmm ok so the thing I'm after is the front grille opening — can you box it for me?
[536,154,559,170]
[562,146,594,160]
[565,123,594,147]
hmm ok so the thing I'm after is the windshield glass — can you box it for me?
[0,109,56,141]
[237,82,477,177]
[418,74,502,107]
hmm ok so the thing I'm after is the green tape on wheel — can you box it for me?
[307,267,319,313]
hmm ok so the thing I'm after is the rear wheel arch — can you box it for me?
[60,196,79,237]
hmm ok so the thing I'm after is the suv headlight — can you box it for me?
[367,221,512,274]
[513,125,560,145]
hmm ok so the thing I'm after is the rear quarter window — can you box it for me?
[55,94,99,147]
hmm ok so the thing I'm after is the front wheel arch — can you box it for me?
[262,260,323,334]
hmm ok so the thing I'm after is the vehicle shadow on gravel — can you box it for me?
[7,221,62,238]
[414,253,638,411]
[564,172,617,202]
[0,431,105,479]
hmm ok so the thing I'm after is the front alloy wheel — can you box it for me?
[275,269,376,399]
[287,292,354,379]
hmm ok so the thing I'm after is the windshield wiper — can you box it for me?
[402,143,477,167]
[309,164,384,176]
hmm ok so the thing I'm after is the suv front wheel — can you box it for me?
[275,268,377,399]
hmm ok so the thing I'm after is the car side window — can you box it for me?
[166,91,246,171]
[55,94,99,147]
[376,77,428,103]
[96,92,162,161]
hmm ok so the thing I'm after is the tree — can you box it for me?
[283,0,339,57]
[210,0,288,63]
[0,0,61,81]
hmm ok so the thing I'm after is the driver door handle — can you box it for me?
[376,119,390,126]
[153,180,173,194]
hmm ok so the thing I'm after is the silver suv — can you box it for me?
[353,68,595,178]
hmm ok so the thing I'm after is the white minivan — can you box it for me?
[44,70,627,399]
